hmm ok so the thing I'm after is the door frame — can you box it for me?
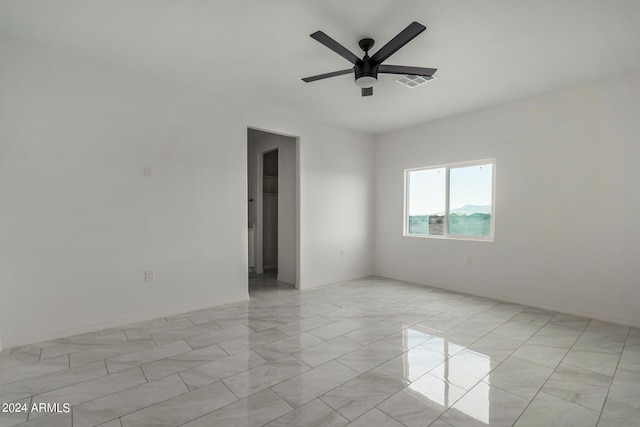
[248,127,300,289]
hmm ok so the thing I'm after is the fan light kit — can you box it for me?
[302,22,437,97]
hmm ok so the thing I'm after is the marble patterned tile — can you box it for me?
[151,322,225,346]
[439,381,529,427]
[275,315,334,336]
[321,307,366,322]
[344,322,405,346]
[586,320,629,335]
[419,313,467,333]
[455,317,505,336]
[418,335,466,358]
[382,324,437,350]
[265,399,348,427]
[292,336,362,368]
[72,374,188,427]
[430,349,495,391]
[550,313,590,331]
[482,302,526,318]
[181,389,292,427]
[247,313,302,332]
[246,332,323,361]
[0,360,105,404]
[597,399,640,427]
[512,307,556,326]
[377,345,447,383]
[308,319,365,341]
[484,356,553,400]
[218,328,291,355]
[123,318,194,341]
[141,344,228,380]
[617,346,640,374]
[320,368,407,421]
[2,277,638,427]
[0,356,69,387]
[514,392,599,427]
[575,330,626,354]
[210,313,251,329]
[337,340,404,373]
[607,368,640,410]
[271,360,359,408]
[31,367,146,414]
[467,332,524,363]
[348,408,404,427]
[376,373,466,427]
[542,363,612,411]
[529,323,583,347]
[183,324,251,349]
[222,355,310,399]
[69,340,157,367]
[295,303,343,319]
[437,328,485,348]
[492,320,542,341]
[0,353,41,370]
[98,319,167,336]
[105,340,191,373]
[562,345,622,377]
[120,380,237,427]
[186,306,246,324]
[38,333,132,359]
[512,340,571,369]
[179,350,267,390]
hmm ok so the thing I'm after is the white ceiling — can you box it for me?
[2,0,640,134]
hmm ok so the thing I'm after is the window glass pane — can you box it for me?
[407,168,446,235]
[448,163,492,236]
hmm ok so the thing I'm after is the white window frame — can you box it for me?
[404,158,496,242]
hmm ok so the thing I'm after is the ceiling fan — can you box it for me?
[302,21,437,97]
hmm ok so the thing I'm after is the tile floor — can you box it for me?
[1,276,639,426]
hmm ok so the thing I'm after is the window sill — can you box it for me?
[403,234,494,243]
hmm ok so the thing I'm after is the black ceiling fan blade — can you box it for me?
[310,31,361,65]
[302,68,354,83]
[378,64,437,77]
[370,22,426,65]
[361,87,373,97]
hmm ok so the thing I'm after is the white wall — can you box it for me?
[375,71,640,327]
[247,130,297,285]
[0,38,375,348]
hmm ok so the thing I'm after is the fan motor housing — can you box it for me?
[355,60,379,81]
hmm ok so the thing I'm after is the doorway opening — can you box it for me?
[247,128,298,290]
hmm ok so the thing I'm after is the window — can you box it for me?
[405,159,495,241]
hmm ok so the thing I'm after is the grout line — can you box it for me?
[25,396,33,421]
[596,326,631,426]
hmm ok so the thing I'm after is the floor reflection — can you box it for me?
[401,326,492,424]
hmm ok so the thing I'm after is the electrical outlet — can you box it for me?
[143,165,153,177]
[340,249,345,258]
[144,270,155,282]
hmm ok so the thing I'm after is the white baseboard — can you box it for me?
[376,274,640,329]
[3,293,249,351]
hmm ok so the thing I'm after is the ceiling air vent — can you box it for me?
[395,74,435,88]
